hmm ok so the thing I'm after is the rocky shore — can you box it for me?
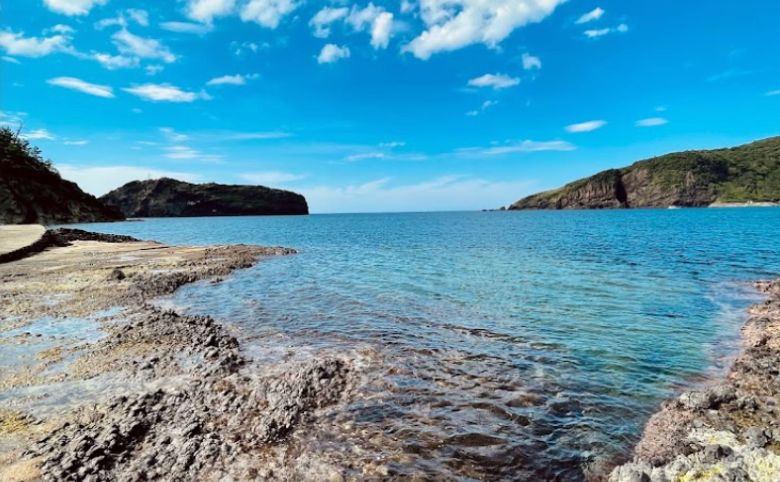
[0,230,359,481]
[609,280,780,482]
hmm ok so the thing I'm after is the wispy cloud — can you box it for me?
[565,120,606,133]
[2,56,20,64]
[206,73,258,86]
[460,140,575,156]
[766,89,780,96]
[706,69,753,82]
[159,21,213,34]
[466,100,498,117]
[576,7,604,24]
[163,145,221,162]
[112,29,177,63]
[239,171,306,185]
[584,24,628,38]
[63,139,89,145]
[635,117,668,127]
[468,73,520,89]
[123,83,204,102]
[160,127,189,142]
[23,128,55,140]
[318,43,350,64]
[521,53,542,70]
[239,0,299,28]
[48,76,115,98]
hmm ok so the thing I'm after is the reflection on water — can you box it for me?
[68,209,780,480]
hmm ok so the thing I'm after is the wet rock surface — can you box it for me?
[0,232,360,481]
[609,280,780,482]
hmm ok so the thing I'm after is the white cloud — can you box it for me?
[300,176,537,213]
[221,131,290,140]
[43,0,106,16]
[0,29,71,57]
[584,28,609,38]
[240,0,299,28]
[404,0,565,60]
[2,56,20,64]
[64,139,89,145]
[475,140,575,155]
[240,171,306,185]
[57,164,202,196]
[123,83,202,102]
[379,141,406,148]
[96,9,149,29]
[163,145,221,162]
[145,64,164,75]
[186,0,236,24]
[565,120,606,133]
[93,52,139,69]
[206,73,258,86]
[467,73,520,89]
[50,24,75,34]
[466,99,498,116]
[160,127,189,142]
[318,43,350,64]
[585,23,628,38]
[23,129,55,140]
[635,117,668,127]
[521,53,542,70]
[346,152,386,162]
[765,89,780,96]
[310,6,349,38]
[48,76,115,98]
[113,29,177,63]
[160,21,213,34]
[127,9,149,26]
[576,7,604,24]
[370,12,394,49]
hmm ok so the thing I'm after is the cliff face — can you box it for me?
[0,129,125,224]
[510,137,780,210]
[100,178,309,217]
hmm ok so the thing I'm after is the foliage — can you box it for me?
[0,126,59,176]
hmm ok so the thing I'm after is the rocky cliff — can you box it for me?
[0,128,125,224]
[510,136,780,209]
[100,178,309,217]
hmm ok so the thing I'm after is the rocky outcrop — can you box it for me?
[510,136,780,210]
[100,178,309,218]
[0,128,125,224]
[609,280,780,482]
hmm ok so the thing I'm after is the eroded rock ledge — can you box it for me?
[609,280,780,482]
[0,231,358,481]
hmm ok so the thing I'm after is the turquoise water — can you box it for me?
[67,209,780,480]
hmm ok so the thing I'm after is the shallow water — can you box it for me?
[66,209,780,480]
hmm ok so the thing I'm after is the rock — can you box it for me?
[109,269,126,281]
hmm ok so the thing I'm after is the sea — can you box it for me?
[65,208,780,480]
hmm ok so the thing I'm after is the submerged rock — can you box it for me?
[609,279,780,482]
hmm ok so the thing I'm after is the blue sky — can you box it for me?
[2,0,779,213]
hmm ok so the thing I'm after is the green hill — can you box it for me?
[509,136,780,210]
[0,127,124,224]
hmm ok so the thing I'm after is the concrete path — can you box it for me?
[0,224,46,258]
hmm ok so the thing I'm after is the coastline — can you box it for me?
[0,230,358,481]
[609,279,780,481]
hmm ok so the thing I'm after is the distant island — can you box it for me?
[509,136,780,210]
[101,178,309,218]
[0,128,125,224]
[0,127,309,224]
